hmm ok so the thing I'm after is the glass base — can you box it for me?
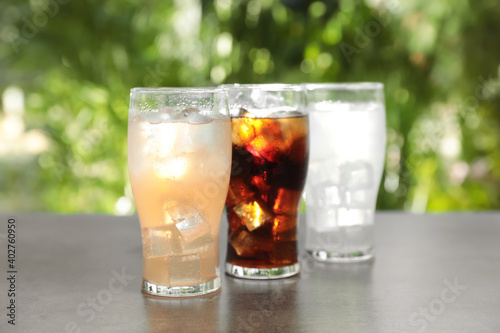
[308,248,374,263]
[142,277,221,297]
[225,262,300,280]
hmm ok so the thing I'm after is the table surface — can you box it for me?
[1,212,499,333]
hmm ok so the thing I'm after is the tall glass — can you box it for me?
[128,88,231,296]
[222,84,309,279]
[304,83,386,262]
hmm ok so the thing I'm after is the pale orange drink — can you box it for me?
[128,88,231,297]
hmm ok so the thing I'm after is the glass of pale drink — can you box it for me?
[303,83,386,262]
[128,88,231,296]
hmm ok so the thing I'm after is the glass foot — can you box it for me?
[308,248,374,262]
[142,277,221,297]
[225,263,300,280]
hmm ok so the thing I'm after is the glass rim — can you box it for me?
[219,83,303,92]
[303,82,384,91]
[130,87,225,94]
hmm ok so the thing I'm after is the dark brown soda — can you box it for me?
[225,115,309,269]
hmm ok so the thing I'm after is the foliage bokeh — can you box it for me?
[0,0,499,213]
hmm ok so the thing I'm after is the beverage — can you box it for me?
[304,83,386,262]
[128,88,231,296]
[225,112,309,278]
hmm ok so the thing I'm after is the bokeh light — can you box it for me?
[0,0,499,213]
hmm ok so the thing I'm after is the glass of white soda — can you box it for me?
[303,83,386,262]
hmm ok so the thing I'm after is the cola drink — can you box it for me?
[225,111,309,279]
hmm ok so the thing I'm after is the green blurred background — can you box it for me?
[1,0,499,214]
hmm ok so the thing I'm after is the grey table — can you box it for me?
[0,212,499,332]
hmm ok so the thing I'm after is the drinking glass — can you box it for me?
[128,88,231,296]
[303,83,386,262]
[222,84,309,279]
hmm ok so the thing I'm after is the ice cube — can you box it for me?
[272,215,297,242]
[345,189,370,208]
[248,120,293,162]
[250,89,285,109]
[155,155,189,180]
[142,225,182,258]
[142,109,176,124]
[229,229,251,257]
[199,251,218,282]
[183,109,213,124]
[308,158,341,186]
[231,117,259,147]
[196,123,219,146]
[272,188,302,215]
[169,254,201,285]
[310,207,337,232]
[148,120,191,162]
[324,185,341,206]
[340,161,373,190]
[337,207,368,226]
[143,256,169,285]
[251,175,270,197]
[182,107,197,116]
[175,213,210,243]
[229,229,273,257]
[163,202,193,223]
[312,182,341,207]
[182,234,214,255]
[316,230,342,252]
[305,228,342,253]
[233,200,272,231]
[239,108,255,118]
[246,136,266,159]
[226,178,255,208]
